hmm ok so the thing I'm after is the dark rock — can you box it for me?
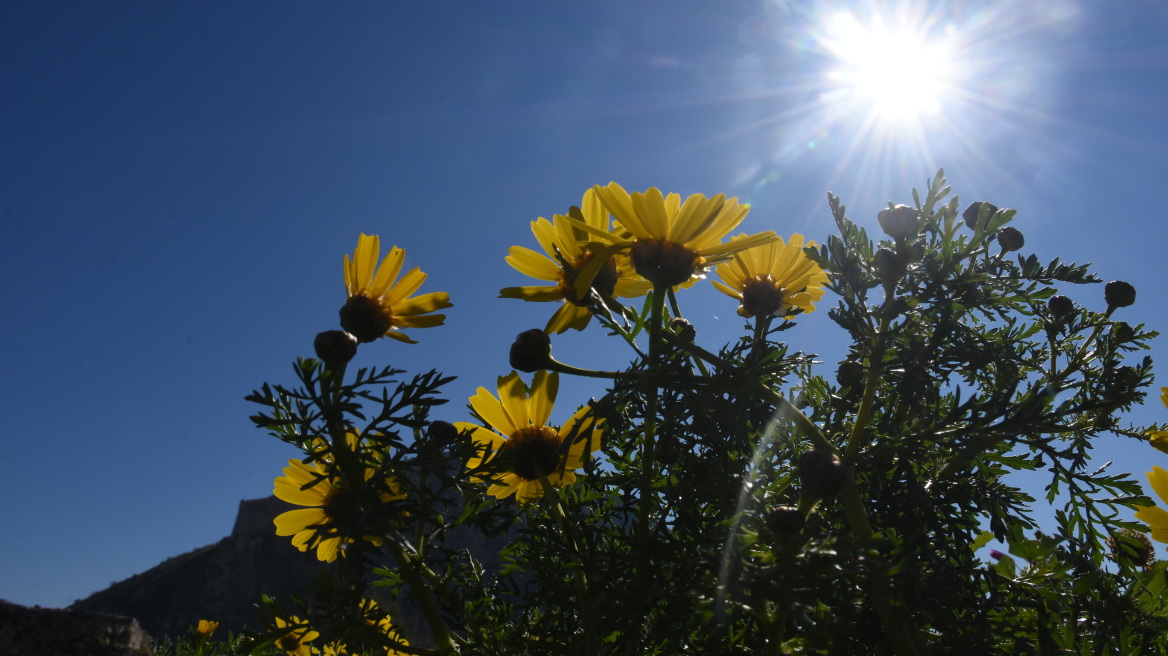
[0,599,150,656]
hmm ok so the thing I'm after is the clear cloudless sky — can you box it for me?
[3,0,1167,609]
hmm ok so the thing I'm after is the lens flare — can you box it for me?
[821,11,955,121]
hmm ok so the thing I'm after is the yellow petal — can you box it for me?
[711,279,742,300]
[506,246,561,281]
[385,268,426,304]
[530,218,561,261]
[368,246,405,298]
[1148,466,1168,505]
[500,285,565,302]
[382,330,418,344]
[316,536,342,562]
[580,187,607,229]
[275,508,328,536]
[470,386,518,437]
[498,372,531,429]
[631,187,670,239]
[594,182,648,238]
[1134,504,1168,530]
[546,302,591,334]
[1149,431,1168,454]
[528,370,558,427]
[392,313,446,328]
[700,231,778,259]
[670,193,722,244]
[393,292,452,316]
[352,234,380,294]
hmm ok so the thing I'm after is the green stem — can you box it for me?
[636,284,668,574]
[385,538,455,653]
[756,385,929,655]
[536,469,596,655]
[844,312,892,463]
[317,361,453,653]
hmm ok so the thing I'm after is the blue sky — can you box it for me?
[2,1,1167,609]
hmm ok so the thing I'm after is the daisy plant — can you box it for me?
[233,171,1168,656]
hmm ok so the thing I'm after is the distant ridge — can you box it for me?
[70,497,328,638]
[70,496,509,642]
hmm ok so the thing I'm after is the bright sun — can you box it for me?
[821,11,955,122]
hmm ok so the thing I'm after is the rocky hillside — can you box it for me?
[70,496,328,639]
[70,496,507,642]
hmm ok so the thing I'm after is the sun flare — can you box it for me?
[822,11,955,122]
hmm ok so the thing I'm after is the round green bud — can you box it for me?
[997,226,1025,252]
[509,329,553,373]
[877,204,920,241]
[314,330,358,367]
[1047,295,1074,319]
[962,201,999,231]
[1104,281,1136,310]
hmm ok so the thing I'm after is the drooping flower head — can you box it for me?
[340,234,452,343]
[272,616,319,656]
[1134,465,1168,544]
[568,183,777,290]
[500,189,651,333]
[1148,387,1168,454]
[457,370,603,504]
[273,435,406,562]
[712,233,829,319]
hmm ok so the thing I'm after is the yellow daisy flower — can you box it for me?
[273,616,319,656]
[500,189,651,333]
[712,233,829,319]
[340,233,452,344]
[1149,387,1168,454]
[457,370,603,504]
[195,619,218,638]
[273,450,406,563]
[569,182,777,289]
[1135,466,1168,544]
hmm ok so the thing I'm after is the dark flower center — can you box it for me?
[339,294,392,343]
[629,238,701,288]
[277,632,305,652]
[560,252,619,306]
[503,425,564,481]
[740,275,788,318]
[321,480,362,528]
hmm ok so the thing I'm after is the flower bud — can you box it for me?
[1047,295,1074,320]
[962,202,998,231]
[765,505,806,537]
[1108,529,1155,570]
[428,420,459,444]
[871,247,902,285]
[988,549,1006,561]
[314,330,358,368]
[669,317,696,343]
[509,329,553,373]
[1110,321,1135,345]
[1104,281,1136,311]
[996,226,1025,252]
[836,361,866,390]
[798,450,851,502]
[877,204,920,241]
